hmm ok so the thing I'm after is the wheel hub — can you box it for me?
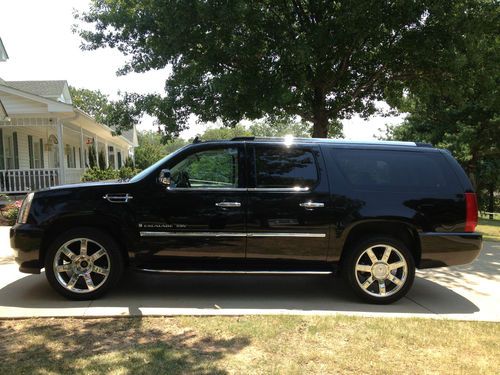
[371,262,389,279]
[74,256,93,273]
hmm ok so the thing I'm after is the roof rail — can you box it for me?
[229,136,429,147]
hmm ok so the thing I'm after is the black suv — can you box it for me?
[11,137,482,303]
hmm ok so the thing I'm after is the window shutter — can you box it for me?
[117,151,122,168]
[39,139,45,168]
[13,132,19,169]
[28,135,34,169]
[0,129,4,170]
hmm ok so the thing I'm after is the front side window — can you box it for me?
[170,147,239,189]
[253,146,318,189]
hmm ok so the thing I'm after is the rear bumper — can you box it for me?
[418,232,482,269]
[10,223,43,274]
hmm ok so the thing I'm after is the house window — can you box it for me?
[5,132,19,169]
[108,146,115,169]
[66,144,77,168]
[28,136,44,168]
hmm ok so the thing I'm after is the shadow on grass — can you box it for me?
[0,317,249,374]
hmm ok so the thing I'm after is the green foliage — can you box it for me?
[75,1,489,138]
[98,150,107,170]
[81,167,141,182]
[69,87,139,134]
[135,131,188,170]
[384,3,499,212]
[88,146,97,168]
[198,125,251,141]
[124,157,135,168]
[0,194,20,225]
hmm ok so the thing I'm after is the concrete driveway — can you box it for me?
[0,227,498,321]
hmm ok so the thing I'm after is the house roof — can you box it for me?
[0,38,8,61]
[120,127,138,146]
[6,80,68,99]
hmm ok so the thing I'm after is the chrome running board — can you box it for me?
[136,269,333,275]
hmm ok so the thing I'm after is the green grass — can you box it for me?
[0,316,499,374]
[477,218,500,242]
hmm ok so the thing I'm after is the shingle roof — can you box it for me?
[5,80,67,98]
[120,127,138,146]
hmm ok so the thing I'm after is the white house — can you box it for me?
[0,79,138,194]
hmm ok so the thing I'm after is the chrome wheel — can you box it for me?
[354,244,408,298]
[53,238,111,294]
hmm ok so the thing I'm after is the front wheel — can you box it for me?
[45,228,124,300]
[344,237,415,304]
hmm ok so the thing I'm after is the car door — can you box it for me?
[245,143,331,264]
[132,143,247,267]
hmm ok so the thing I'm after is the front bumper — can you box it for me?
[418,232,482,269]
[10,223,44,274]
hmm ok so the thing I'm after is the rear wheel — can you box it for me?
[344,237,415,304]
[45,228,124,300]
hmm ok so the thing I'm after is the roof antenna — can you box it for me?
[192,136,201,144]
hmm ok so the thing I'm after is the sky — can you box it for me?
[0,0,404,140]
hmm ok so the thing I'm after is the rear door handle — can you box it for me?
[215,202,241,208]
[300,202,325,209]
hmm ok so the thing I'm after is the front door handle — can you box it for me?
[215,202,241,208]
[300,202,325,209]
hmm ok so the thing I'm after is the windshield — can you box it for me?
[129,144,190,183]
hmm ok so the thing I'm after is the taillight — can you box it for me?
[464,192,478,232]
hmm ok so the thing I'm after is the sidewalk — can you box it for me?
[1,226,498,321]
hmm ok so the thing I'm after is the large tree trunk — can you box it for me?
[311,88,329,138]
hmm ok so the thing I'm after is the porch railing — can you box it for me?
[0,169,60,193]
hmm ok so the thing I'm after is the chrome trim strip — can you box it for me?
[140,231,246,237]
[137,269,333,275]
[247,232,326,238]
[167,187,247,191]
[140,231,326,238]
[247,187,310,192]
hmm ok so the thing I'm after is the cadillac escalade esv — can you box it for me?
[10,137,482,303]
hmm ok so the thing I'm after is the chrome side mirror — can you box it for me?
[158,169,171,187]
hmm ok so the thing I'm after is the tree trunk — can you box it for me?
[488,184,495,220]
[311,88,329,138]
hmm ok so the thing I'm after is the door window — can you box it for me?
[253,147,318,189]
[170,147,239,188]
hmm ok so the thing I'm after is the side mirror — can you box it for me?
[158,169,172,187]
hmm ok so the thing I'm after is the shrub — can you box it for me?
[0,194,22,225]
[81,168,119,182]
[81,167,142,182]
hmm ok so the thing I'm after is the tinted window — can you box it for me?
[331,149,457,192]
[170,148,239,188]
[254,147,318,188]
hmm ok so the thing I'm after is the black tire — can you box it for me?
[44,227,124,300]
[343,237,415,304]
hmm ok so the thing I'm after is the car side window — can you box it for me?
[253,146,318,189]
[170,147,239,188]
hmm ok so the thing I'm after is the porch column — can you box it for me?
[57,121,65,184]
[80,127,85,170]
[104,141,109,168]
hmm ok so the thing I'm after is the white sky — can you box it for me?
[0,0,403,140]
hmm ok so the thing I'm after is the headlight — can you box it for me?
[17,192,34,224]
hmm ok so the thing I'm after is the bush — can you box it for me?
[81,168,119,182]
[0,194,22,225]
[81,167,142,182]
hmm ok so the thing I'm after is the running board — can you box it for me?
[136,268,333,275]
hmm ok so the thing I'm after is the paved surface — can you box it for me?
[0,227,498,321]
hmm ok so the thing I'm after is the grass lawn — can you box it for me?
[477,218,500,242]
[0,316,498,374]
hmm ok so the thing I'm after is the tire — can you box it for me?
[343,237,415,304]
[44,227,124,300]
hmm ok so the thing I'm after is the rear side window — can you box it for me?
[330,149,459,192]
[253,146,318,188]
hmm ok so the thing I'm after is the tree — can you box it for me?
[87,145,97,168]
[384,3,499,213]
[135,131,188,169]
[76,1,485,138]
[69,86,138,134]
[98,150,107,170]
